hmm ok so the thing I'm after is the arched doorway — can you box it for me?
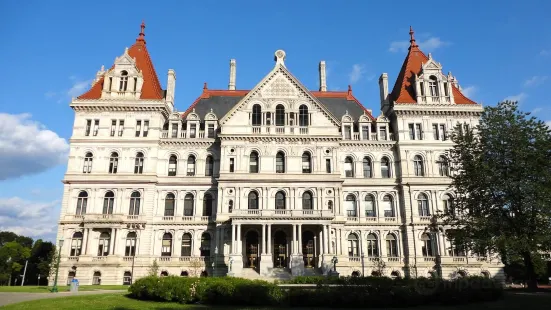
[245,230,259,268]
[273,231,287,268]
[302,231,315,268]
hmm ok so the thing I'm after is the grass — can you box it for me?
[0,285,128,293]
[2,292,551,310]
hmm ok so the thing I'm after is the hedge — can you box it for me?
[129,275,503,308]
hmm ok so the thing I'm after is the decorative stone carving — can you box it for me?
[261,74,298,98]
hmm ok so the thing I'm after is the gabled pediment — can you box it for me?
[112,48,140,74]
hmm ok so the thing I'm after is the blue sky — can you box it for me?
[1,0,550,241]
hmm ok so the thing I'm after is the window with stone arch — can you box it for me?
[93,271,102,285]
[275,191,286,209]
[421,233,434,256]
[168,155,177,176]
[186,155,196,176]
[134,152,144,174]
[119,70,129,91]
[345,194,357,217]
[363,157,372,178]
[70,232,83,256]
[203,193,213,217]
[161,233,172,256]
[428,75,439,97]
[97,232,110,256]
[249,151,259,173]
[418,193,430,216]
[386,234,398,257]
[275,104,285,126]
[205,156,214,176]
[298,104,309,126]
[108,152,119,174]
[437,155,449,177]
[364,194,376,217]
[103,191,115,214]
[125,232,137,256]
[344,156,354,177]
[75,191,88,215]
[382,194,395,217]
[83,152,93,173]
[164,193,175,216]
[413,155,424,176]
[200,233,211,257]
[181,233,192,257]
[347,233,359,257]
[366,233,379,257]
[302,191,313,210]
[442,194,454,215]
[183,193,194,216]
[276,151,285,173]
[301,152,312,173]
[252,104,262,126]
[248,191,259,209]
[129,191,141,215]
[381,157,391,178]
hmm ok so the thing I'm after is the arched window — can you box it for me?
[447,230,466,257]
[275,191,286,209]
[161,233,172,256]
[248,191,259,209]
[366,233,379,257]
[76,191,88,215]
[276,152,285,173]
[275,104,285,126]
[186,155,196,176]
[103,191,115,214]
[181,271,189,277]
[168,155,177,176]
[129,191,140,215]
[183,194,194,216]
[134,152,144,174]
[301,152,311,173]
[203,193,213,216]
[125,232,137,256]
[93,271,102,285]
[362,157,372,178]
[200,233,211,257]
[98,232,110,256]
[160,271,168,277]
[364,195,375,217]
[347,233,359,257]
[390,271,400,279]
[437,155,449,177]
[382,195,395,217]
[181,233,192,256]
[345,194,356,217]
[205,156,214,176]
[119,70,128,91]
[123,271,132,285]
[344,157,354,177]
[302,191,313,210]
[421,233,434,256]
[299,105,309,126]
[386,234,398,257]
[164,193,175,216]
[429,76,439,97]
[381,157,391,178]
[249,151,259,173]
[442,194,454,215]
[418,193,430,216]
[252,104,262,126]
[413,155,424,176]
[70,232,83,256]
[109,152,119,174]
[83,152,93,173]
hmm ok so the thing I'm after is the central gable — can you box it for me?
[219,50,341,129]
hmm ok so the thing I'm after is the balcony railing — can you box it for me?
[161,130,212,139]
[159,216,213,222]
[232,209,332,218]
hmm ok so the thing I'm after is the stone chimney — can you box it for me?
[166,69,176,106]
[319,61,327,92]
[228,59,236,90]
[378,73,388,107]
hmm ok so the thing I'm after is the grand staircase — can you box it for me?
[238,267,293,282]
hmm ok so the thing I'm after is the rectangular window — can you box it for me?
[420,82,425,96]
[443,82,449,97]
[229,158,235,173]
[143,120,149,137]
[379,127,387,140]
[432,124,439,140]
[110,120,116,136]
[409,124,415,140]
[440,124,446,140]
[415,124,422,140]
[171,123,178,138]
[326,159,331,173]
[135,120,142,137]
[344,126,351,139]
[118,120,124,136]
[189,124,196,138]
[207,124,215,138]
[362,126,369,140]
[93,119,99,136]
[85,120,91,136]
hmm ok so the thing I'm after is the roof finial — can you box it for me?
[409,26,418,48]
[347,85,352,95]
[203,82,208,91]
[136,20,146,44]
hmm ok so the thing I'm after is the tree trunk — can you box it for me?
[521,251,538,290]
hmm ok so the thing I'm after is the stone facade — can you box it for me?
[53,25,504,285]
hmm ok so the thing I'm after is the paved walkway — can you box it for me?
[0,290,127,307]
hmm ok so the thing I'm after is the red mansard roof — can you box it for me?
[390,27,476,105]
[78,22,164,100]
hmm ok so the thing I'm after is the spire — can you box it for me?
[136,20,146,44]
[409,26,418,49]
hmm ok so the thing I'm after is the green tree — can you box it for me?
[147,259,159,277]
[0,231,18,247]
[0,241,32,285]
[442,101,551,290]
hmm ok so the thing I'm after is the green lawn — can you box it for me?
[0,285,128,293]
[2,292,551,310]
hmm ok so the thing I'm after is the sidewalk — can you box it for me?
[0,290,127,307]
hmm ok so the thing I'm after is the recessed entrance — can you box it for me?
[245,230,259,268]
[273,231,287,268]
[302,231,315,268]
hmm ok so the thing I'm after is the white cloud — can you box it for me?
[523,76,548,87]
[503,93,527,103]
[389,37,451,53]
[540,50,550,56]
[348,64,366,84]
[531,107,543,114]
[0,113,69,180]
[0,197,60,240]
[45,76,93,103]
[546,120,551,128]
[461,86,477,98]
[67,79,93,98]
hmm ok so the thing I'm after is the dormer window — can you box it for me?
[428,76,438,97]
[299,105,309,126]
[119,71,129,91]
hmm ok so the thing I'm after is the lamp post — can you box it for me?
[51,238,64,293]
